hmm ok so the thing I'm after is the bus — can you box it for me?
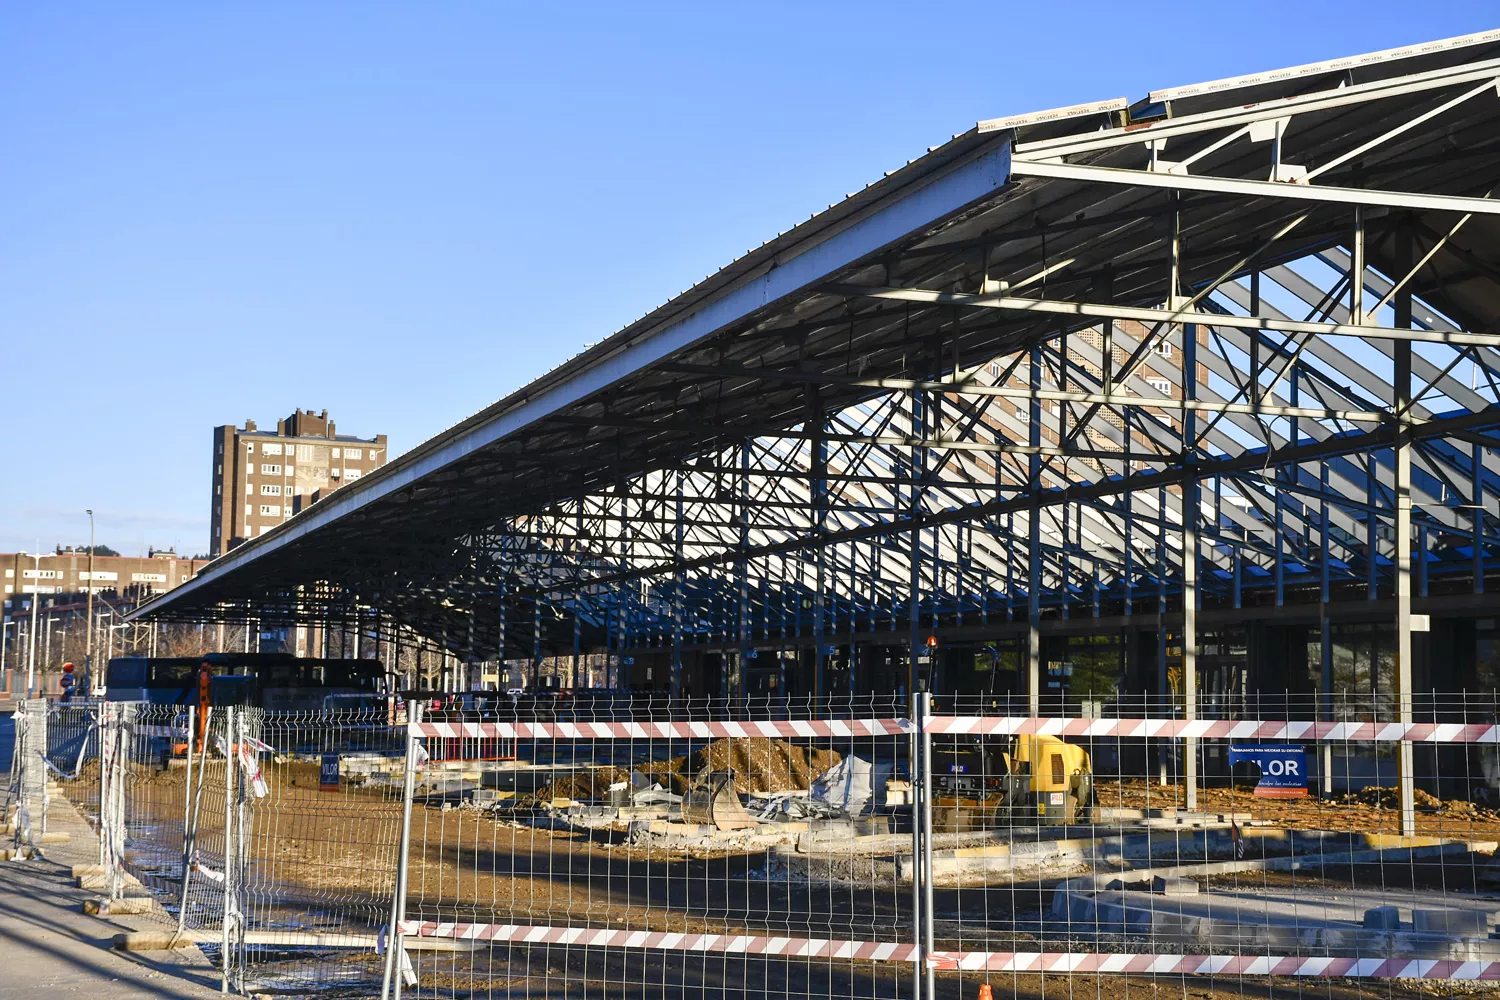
[105,652,388,710]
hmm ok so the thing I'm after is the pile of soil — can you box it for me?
[1339,785,1495,815]
[535,767,633,803]
[637,738,841,796]
[1341,785,1442,810]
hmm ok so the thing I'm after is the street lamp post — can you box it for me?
[108,620,127,665]
[85,509,95,699]
[0,621,12,695]
[27,550,41,698]
[42,614,60,696]
[97,608,115,696]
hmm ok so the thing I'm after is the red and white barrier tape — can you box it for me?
[408,716,1500,743]
[396,922,916,960]
[926,716,1500,743]
[393,923,1500,980]
[408,718,910,739]
[926,951,1500,980]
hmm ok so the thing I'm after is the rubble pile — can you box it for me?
[637,738,842,795]
[532,767,633,803]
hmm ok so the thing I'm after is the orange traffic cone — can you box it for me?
[977,985,994,1000]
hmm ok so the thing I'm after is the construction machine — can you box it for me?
[933,733,1095,830]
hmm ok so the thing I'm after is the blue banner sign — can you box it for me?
[1228,743,1308,798]
[320,753,340,792]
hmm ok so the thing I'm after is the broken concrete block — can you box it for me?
[1151,875,1199,895]
[1412,909,1498,936]
[1363,906,1400,930]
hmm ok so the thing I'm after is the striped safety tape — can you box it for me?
[408,718,911,739]
[392,923,1500,980]
[925,716,1500,743]
[395,922,916,960]
[925,951,1500,980]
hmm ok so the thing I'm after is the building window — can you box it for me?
[261,484,281,496]
[344,468,362,480]
[247,443,254,453]
[262,442,283,456]
[259,504,281,516]
[331,468,341,479]
[261,464,282,475]
[22,569,58,579]
[131,573,167,583]
[1146,377,1172,395]
[345,448,363,460]
[259,525,274,536]
[1152,341,1174,358]
[245,504,252,517]
[331,448,340,458]
[285,465,295,476]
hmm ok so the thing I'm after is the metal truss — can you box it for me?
[132,33,1500,828]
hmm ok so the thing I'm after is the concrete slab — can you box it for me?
[1049,882,1500,960]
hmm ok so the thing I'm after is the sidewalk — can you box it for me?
[1,714,224,999]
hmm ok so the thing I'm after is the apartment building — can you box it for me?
[211,409,388,555]
[1,547,209,601]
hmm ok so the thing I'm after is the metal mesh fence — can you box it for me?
[239,707,406,994]
[390,694,919,1000]
[6,699,50,855]
[24,694,1500,998]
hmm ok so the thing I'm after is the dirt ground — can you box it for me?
[1097,779,1500,840]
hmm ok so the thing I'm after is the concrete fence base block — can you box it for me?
[84,897,155,916]
[77,872,144,891]
[113,931,204,951]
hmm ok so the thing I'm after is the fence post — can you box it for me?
[7,702,31,856]
[98,702,129,902]
[32,700,49,839]
[97,702,109,874]
[381,700,422,1000]
[919,692,934,1000]
[233,709,255,993]
[220,705,237,995]
[907,693,921,1000]
[175,705,196,927]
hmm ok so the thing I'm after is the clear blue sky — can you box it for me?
[1,3,1494,557]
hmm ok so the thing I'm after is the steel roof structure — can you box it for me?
[135,31,1500,761]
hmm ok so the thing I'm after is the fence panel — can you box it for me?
[237,707,407,994]
[24,692,1500,997]
[6,699,50,854]
[391,694,919,1000]
[924,692,1500,998]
